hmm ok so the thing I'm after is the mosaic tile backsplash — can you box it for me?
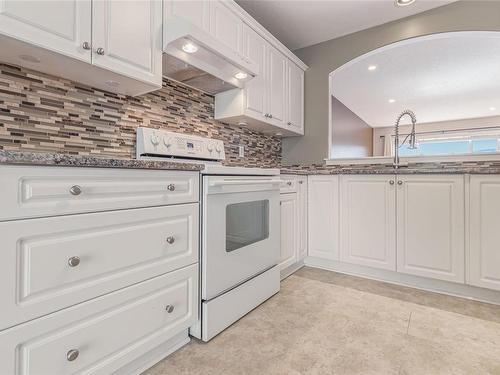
[0,63,281,168]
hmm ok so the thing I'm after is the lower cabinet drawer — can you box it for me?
[0,264,198,375]
[0,203,198,330]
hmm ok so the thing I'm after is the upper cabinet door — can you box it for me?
[267,46,287,127]
[340,175,396,271]
[163,0,209,31]
[287,60,304,133]
[469,176,500,291]
[0,0,91,62]
[242,24,266,119]
[92,0,162,86]
[396,175,465,283]
[209,0,243,56]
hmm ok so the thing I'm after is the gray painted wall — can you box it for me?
[282,1,500,165]
[331,96,373,158]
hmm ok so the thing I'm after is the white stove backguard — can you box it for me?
[136,127,225,161]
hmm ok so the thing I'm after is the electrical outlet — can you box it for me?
[238,145,245,157]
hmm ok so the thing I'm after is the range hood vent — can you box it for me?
[163,18,258,95]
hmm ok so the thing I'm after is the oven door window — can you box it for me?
[226,200,270,252]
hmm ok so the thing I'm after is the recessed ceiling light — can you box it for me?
[395,0,416,7]
[388,99,396,103]
[368,65,377,71]
[490,107,497,111]
[19,54,41,63]
[234,72,248,80]
[182,42,198,54]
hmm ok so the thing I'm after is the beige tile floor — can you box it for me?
[144,267,500,375]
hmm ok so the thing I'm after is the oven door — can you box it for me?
[202,175,280,301]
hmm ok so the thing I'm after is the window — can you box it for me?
[398,136,500,157]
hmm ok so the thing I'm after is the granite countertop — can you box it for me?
[0,150,204,171]
[281,161,500,175]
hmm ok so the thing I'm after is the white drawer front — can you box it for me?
[280,175,297,193]
[0,264,198,375]
[0,204,198,330]
[0,166,199,220]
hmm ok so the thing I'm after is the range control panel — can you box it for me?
[136,127,225,161]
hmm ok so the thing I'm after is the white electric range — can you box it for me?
[136,127,281,341]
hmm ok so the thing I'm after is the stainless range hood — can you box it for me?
[163,18,258,95]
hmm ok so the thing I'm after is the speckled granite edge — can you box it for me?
[281,161,500,175]
[0,150,204,171]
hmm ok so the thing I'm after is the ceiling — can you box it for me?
[236,0,457,50]
[331,31,500,128]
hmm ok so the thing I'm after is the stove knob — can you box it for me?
[150,134,160,146]
[215,145,222,153]
[207,144,213,153]
[163,137,172,148]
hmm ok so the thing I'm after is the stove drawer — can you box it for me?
[0,264,198,375]
[0,165,199,221]
[0,204,198,330]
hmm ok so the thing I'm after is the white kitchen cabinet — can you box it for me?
[0,0,162,95]
[308,175,339,260]
[92,0,162,85]
[469,175,500,291]
[0,0,92,62]
[0,265,198,375]
[163,0,210,31]
[209,0,243,56]
[397,175,465,283]
[279,175,308,272]
[279,192,298,270]
[340,175,396,271]
[267,45,287,128]
[241,24,267,120]
[286,60,304,134]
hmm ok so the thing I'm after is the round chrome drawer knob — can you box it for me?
[287,181,292,186]
[82,41,91,50]
[66,349,79,362]
[166,236,175,245]
[167,184,175,192]
[96,47,105,55]
[69,185,82,196]
[68,256,81,267]
[398,180,403,185]
[389,180,395,185]
[165,305,175,313]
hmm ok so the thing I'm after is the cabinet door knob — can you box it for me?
[96,47,105,55]
[298,180,303,184]
[68,256,81,267]
[166,236,175,244]
[389,180,395,185]
[165,304,175,313]
[69,185,82,196]
[167,184,176,191]
[398,180,403,185]
[67,349,79,362]
[287,122,292,126]
[287,181,292,186]
[82,41,91,50]
[269,114,273,119]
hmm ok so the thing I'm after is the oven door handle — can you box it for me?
[208,178,281,187]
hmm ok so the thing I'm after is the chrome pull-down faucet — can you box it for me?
[394,109,418,168]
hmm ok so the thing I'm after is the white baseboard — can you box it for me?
[115,330,190,375]
[280,260,305,280]
[304,256,500,306]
